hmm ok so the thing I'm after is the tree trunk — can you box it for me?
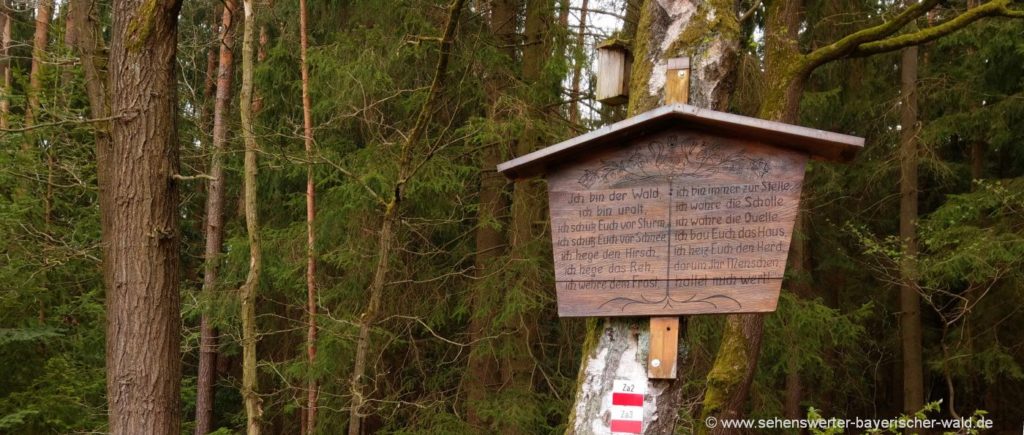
[699,1,805,428]
[567,1,739,433]
[464,0,514,428]
[104,0,184,432]
[0,6,9,128]
[569,0,588,125]
[969,141,985,186]
[195,1,237,433]
[298,0,318,430]
[0,7,10,129]
[899,43,924,415]
[240,0,263,432]
[25,0,53,126]
[69,0,110,252]
[346,2,465,433]
[500,1,553,433]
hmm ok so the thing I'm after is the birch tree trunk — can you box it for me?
[567,1,739,433]
[104,0,184,432]
[240,0,263,432]
[700,2,804,428]
[298,0,319,429]
[195,1,237,433]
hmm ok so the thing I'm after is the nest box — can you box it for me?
[498,104,864,317]
[595,39,632,105]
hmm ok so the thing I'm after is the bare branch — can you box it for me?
[171,173,216,182]
[0,113,122,133]
[738,0,761,23]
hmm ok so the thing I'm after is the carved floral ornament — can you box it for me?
[577,134,772,189]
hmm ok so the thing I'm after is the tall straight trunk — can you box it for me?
[346,1,465,433]
[240,0,263,432]
[298,0,318,430]
[25,0,53,126]
[104,0,184,432]
[969,141,985,185]
[61,1,76,102]
[464,0,515,428]
[69,0,109,239]
[569,0,588,125]
[899,43,924,415]
[500,2,554,433]
[567,1,739,433]
[195,1,237,433]
[0,7,10,129]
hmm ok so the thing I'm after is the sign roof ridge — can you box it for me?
[497,104,864,179]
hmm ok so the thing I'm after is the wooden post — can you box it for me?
[647,57,689,380]
[664,57,690,105]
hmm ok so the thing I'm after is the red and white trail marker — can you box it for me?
[610,380,645,434]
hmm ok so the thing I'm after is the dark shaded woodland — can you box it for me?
[1,0,1023,433]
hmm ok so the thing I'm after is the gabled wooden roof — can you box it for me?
[497,104,865,179]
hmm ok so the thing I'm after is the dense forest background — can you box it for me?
[1,0,1023,433]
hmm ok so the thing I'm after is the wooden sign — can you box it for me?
[497,104,863,318]
[548,130,805,316]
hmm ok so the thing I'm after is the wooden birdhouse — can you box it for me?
[595,39,632,105]
[497,104,863,318]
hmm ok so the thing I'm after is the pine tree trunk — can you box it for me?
[298,0,318,430]
[69,0,110,250]
[0,7,10,129]
[899,43,924,415]
[567,1,739,433]
[195,1,237,433]
[25,0,53,127]
[500,1,553,433]
[346,2,465,433]
[569,0,588,125]
[969,141,985,185]
[240,0,263,432]
[104,0,184,432]
[464,0,514,428]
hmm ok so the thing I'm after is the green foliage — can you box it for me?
[2,0,1024,432]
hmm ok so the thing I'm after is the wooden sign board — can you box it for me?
[497,104,863,318]
[548,129,805,317]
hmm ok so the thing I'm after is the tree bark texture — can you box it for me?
[104,0,184,432]
[0,7,10,129]
[569,0,588,125]
[464,0,514,428]
[567,1,739,433]
[70,0,111,281]
[240,0,264,432]
[699,1,805,428]
[195,1,236,433]
[501,1,553,433]
[899,42,924,415]
[298,0,319,429]
[346,1,465,433]
[25,0,53,126]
